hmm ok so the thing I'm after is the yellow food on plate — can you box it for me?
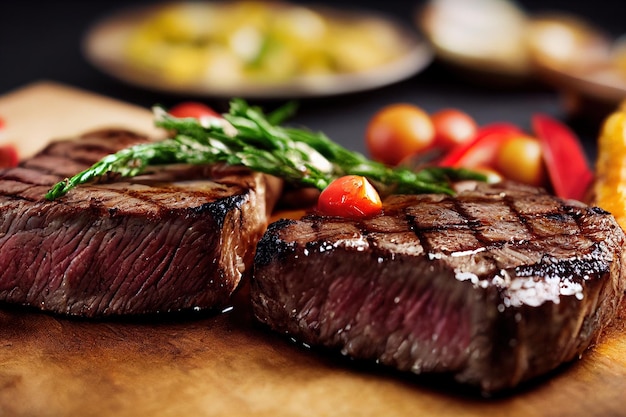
[124,1,408,86]
[593,102,626,230]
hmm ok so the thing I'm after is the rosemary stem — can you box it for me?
[45,99,485,201]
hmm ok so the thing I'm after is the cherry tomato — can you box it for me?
[168,102,220,119]
[366,104,435,166]
[0,144,19,168]
[495,135,547,187]
[430,109,478,151]
[317,175,382,219]
[0,116,5,130]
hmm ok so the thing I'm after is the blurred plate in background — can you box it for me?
[526,15,626,106]
[417,0,532,80]
[417,0,626,111]
[83,1,433,99]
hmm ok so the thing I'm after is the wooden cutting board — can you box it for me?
[0,81,163,158]
[1,82,625,417]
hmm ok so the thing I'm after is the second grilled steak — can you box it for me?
[251,182,626,393]
[0,129,279,317]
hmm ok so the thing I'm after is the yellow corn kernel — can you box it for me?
[594,103,626,230]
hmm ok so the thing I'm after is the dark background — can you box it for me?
[1,0,624,160]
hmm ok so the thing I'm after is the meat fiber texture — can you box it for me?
[251,182,626,393]
[0,129,279,317]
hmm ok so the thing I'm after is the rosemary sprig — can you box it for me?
[45,99,485,200]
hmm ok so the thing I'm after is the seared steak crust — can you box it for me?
[0,129,276,317]
[251,182,626,392]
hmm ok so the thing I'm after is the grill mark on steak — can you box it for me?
[0,129,278,317]
[251,182,626,393]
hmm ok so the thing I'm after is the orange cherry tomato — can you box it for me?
[495,135,547,187]
[431,108,478,151]
[168,102,220,119]
[366,104,435,166]
[317,175,382,219]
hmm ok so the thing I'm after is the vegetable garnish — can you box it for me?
[532,114,593,201]
[436,115,592,200]
[365,103,435,166]
[45,99,485,201]
[430,108,478,151]
[317,175,382,218]
[437,123,524,168]
[167,102,221,119]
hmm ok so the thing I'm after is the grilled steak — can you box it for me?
[251,182,626,393]
[0,129,279,317]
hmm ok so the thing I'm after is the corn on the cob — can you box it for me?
[594,102,626,230]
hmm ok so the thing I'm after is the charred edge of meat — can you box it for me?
[195,193,248,228]
[254,219,297,267]
[588,206,611,216]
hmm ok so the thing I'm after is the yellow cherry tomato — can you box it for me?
[366,104,435,166]
[495,135,547,187]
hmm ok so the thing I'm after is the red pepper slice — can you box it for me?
[532,114,593,201]
[438,123,524,168]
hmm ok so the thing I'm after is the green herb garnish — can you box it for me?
[45,99,485,200]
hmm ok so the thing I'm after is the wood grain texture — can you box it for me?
[1,293,626,417]
[0,82,625,417]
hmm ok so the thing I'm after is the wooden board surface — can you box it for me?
[1,82,626,417]
[0,81,162,158]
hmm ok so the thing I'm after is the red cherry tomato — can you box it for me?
[431,109,478,151]
[0,144,19,168]
[168,102,220,119]
[317,175,382,219]
[0,116,5,130]
[366,104,435,166]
